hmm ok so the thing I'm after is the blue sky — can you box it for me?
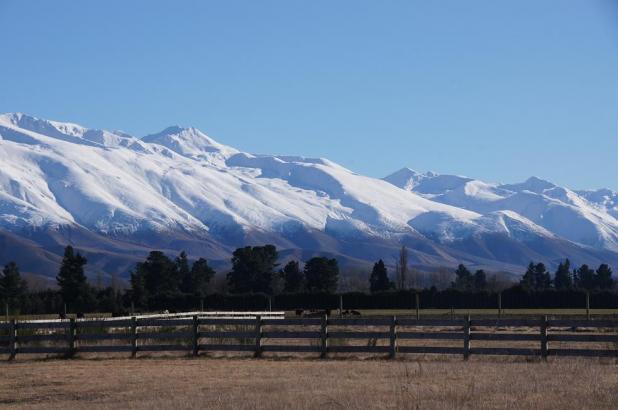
[1,1,617,190]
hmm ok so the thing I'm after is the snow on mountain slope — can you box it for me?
[1,112,617,277]
[225,154,479,237]
[142,126,238,160]
[384,169,618,252]
[576,188,618,219]
[0,113,481,244]
[383,168,471,195]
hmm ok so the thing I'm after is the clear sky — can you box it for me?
[1,1,617,190]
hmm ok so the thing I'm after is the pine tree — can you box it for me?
[133,251,180,305]
[533,263,551,290]
[56,245,92,312]
[130,269,147,308]
[369,259,392,293]
[520,262,536,290]
[227,245,278,294]
[0,262,27,310]
[595,264,613,290]
[304,257,339,293]
[453,264,473,290]
[554,259,572,290]
[282,261,304,293]
[473,269,487,291]
[576,264,596,290]
[177,251,192,294]
[190,258,215,298]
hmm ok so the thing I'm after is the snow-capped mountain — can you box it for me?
[575,188,618,220]
[384,168,618,253]
[1,113,617,279]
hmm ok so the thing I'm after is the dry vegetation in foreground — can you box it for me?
[0,357,617,409]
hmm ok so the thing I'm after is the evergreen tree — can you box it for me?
[282,260,304,293]
[554,259,572,290]
[369,259,392,293]
[304,256,339,293]
[595,264,613,290]
[130,269,147,308]
[227,245,278,294]
[0,262,27,310]
[190,258,215,298]
[56,245,93,312]
[134,251,180,301]
[473,269,487,291]
[576,264,596,290]
[452,264,473,290]
[177,251,192,294]
[533,263,551,290]
[520,262,536,290]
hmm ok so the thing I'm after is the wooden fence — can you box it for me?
[1,316,617,360]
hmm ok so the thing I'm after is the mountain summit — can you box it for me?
[1,113,617,278]
[142,126,238,158]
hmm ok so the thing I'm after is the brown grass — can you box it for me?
[0,357,617,409]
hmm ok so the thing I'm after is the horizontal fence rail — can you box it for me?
[1,315,617,360]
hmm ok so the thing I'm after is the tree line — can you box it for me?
[0,243,615,315]
[519,260,613,291]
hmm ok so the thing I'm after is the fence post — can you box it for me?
[130,316,138,358]
[339,295,343,317]
[540,315,548,360]
[320,314,328,359]
[8,319,17,360]
[389,315,397,359]
[463,315,470,360]
[192,315,199,357]
[67,318,76,358]
[254,315,262,358]
[415,293,420,320]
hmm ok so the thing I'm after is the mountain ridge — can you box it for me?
[1,113,617,279]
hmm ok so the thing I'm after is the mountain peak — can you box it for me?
[0,112,26,123]
[387,167,440,178]
[525,176,555,186]
[0,112,142,148]
[141,125,237,158]
[383,167,425,190]
[384,168,473,195]
[500,176,556,194]
[0,112,107,147]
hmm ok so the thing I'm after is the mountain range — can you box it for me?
[1,113,617,282]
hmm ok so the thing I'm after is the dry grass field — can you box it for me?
[0,357,617,409]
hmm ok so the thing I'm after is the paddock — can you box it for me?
[1,357,617,409]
